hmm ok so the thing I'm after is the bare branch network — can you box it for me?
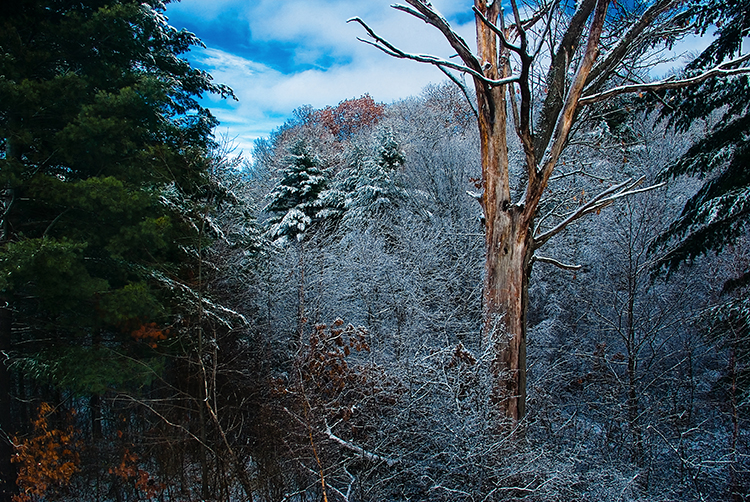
[346,17,520,87]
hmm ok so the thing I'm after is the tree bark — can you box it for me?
[482,206,533,422]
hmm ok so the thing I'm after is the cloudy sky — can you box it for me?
[164,0,477,154]
[164,0,710,155]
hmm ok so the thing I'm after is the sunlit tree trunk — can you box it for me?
[353,0,716,426]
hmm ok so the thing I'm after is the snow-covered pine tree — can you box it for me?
[265,141,328,244]
[341,128,408,228]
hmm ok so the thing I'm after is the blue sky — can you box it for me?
[165,0,476,155]
[164,0,711,156]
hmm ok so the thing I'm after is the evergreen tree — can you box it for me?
[340,128,409,228]
[315,128,411,231]
[0,1,233,497]
[651,3,750,497]
[265,141,328,244]
[654,0,750,273]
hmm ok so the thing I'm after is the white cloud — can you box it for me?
[171,1,719,156]
[169,1,475,154]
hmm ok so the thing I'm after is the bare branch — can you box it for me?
[507,0,536,169]
[549,168,610,183]
[584,0,683,94]
[530,0,559,60]
[525,0,609,218]
[512,0,556,34]
[580,53,750,105]
[534,177,666,248]
[532,255,582,271]
[348,17,519,87]
[533,0,598,156]
[438,66,479,118]
[394,1,482,73]
[324,422,398,467]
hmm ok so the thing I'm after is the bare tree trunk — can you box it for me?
[473,0,530,424]
[0,115,17,502]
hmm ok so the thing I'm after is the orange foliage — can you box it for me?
[313,94,385,140]
[302,319,370,398]
[12,403,81,502]
[109,448,165,500]
[131,322,169,348]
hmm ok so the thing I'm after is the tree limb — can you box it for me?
[525,0,609,219]
[533,0,598,157]
[534,177,665,248]
[388,1,482,77]
[580,53,750,105]
[348,17,519,87]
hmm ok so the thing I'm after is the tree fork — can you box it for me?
[352,0,739,426]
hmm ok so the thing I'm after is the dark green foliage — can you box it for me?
[653,0,750,273]
[0,0,230,397]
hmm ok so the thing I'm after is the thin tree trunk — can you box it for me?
[0,114,17,502]
[0,301,13,502]
[729,329,741,502]
[298,241,306,342]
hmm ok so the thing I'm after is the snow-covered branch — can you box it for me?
[533,176,665,248]
[471,6,522,54]
[324,422,398,467]
[580,53,750,105]
[532,255,582,271]
[347,17,518,87]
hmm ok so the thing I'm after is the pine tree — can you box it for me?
[339,128,410,228]
[265,141,328,244]
[0,1,233,497]
[651,3,750,497]
[654,0,750,273]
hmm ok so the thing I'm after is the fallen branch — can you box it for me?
[324,421,397,467]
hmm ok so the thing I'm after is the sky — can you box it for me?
[163,0,712,156]
[165,0,477,155]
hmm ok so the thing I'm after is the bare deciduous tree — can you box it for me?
[350,0,750,424]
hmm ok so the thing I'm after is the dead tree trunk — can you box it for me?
[351,0,746,425]
[472,0,609,423]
